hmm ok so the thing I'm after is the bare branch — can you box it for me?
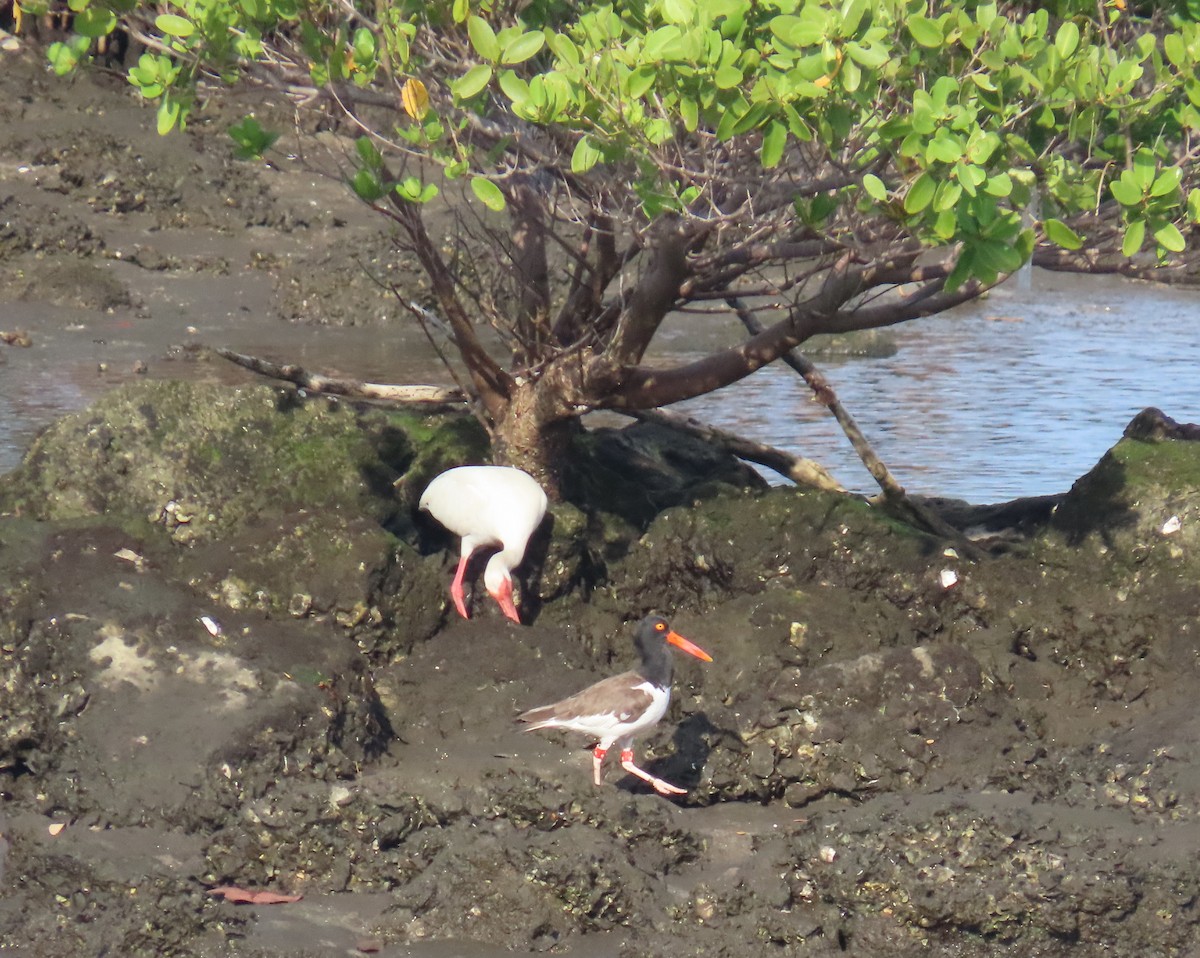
[607,219,693,365]
[384,200,514,418]
[601,257,864,409]
[211,347,467,405]
[1033,245,1200,283]
[628,408,847,493]
[509,176,553,366]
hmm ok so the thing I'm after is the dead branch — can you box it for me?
[211,347,467,405]
[628,408,847,494]
[728,300,984,559]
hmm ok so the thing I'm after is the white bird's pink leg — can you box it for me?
[592,746,606,785]
[619,748,686,795]
[450,554,472,619]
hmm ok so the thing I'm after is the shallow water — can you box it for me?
[675,268,1200,502]
[2,266,1197,504]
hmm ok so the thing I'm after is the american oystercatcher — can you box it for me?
[419,465,548,624]
[517,615,713,795]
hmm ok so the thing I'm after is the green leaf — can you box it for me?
[1150,167,1182,198]
[908,15,943,49]
[1164,33,1186,68]
[840,0,868,37]
[229,117,279,159]
[1110,175,1143,207]
[715,65,743,89]
[547,33,580,67]
[498,70,529,104]
[1043,218,1083,250]
[351,168,385,202]
[844,41,889,70]
[74,7,116,37]
[1153,221,1186,253]
[983,173,1012,197]
[680,97,699,132]
[396,177,439,203]
[467,16,500,61]
[644,25,683,60]
[451,0,468,23]
[501,31,544,65]
[904,172,936,214]
[926,132,963,164]
[862,173,887,202]
[932,209,957,240]
[156,98,181,135]
[627,65,656,99]
[715,96,748,141]
[662,0,695,23]
[470,177,506,211]
[933,180,962,212]
[841,59,861,93]
[945,247,974,292]
[1132,150,1156,190]
[355,136,382,168]
[155,13,194,38]
[571,135,603,173]
[1121,218,1146,257]
[1054,21,1079,60]
[770,13,827,48]
[452,64,493,99]
[976,240,1024,275]
[47,40,81,75]
[353,27,376,64]
[760,120,786,169]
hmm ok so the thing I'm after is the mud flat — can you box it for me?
[1,378,1200,957]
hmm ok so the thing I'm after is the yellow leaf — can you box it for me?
[402,78,430,120]
[814,75,831,88]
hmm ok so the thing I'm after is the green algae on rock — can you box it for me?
[1048,408,1200,562]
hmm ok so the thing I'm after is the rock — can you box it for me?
[0,380,491,636]
[566,419,768,526]
[1048,406,1200,563]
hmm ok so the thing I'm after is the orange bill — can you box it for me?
[667,630,713,663]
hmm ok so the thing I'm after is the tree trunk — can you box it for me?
[489,377,578,498]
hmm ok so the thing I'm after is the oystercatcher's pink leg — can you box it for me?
[449,554,472,619]
[620,748,686,795]
[592,746,606,785]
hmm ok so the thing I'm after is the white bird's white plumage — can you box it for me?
[419,465,548,622]
[519,680,670,749]
[420,465,547,565]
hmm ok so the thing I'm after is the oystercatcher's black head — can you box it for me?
[632,614,713,688]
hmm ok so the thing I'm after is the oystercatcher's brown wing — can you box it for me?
[517,671,656,732]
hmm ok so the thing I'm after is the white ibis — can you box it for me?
[516,614,713,795]
[418,465,548,624]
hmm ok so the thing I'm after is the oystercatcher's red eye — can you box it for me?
[655,622,665,631]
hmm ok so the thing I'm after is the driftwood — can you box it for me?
[211,347,467,405]
[629,408,847,494]
[728,300,983,558]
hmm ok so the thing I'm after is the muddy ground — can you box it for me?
[4,42,1200,958]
